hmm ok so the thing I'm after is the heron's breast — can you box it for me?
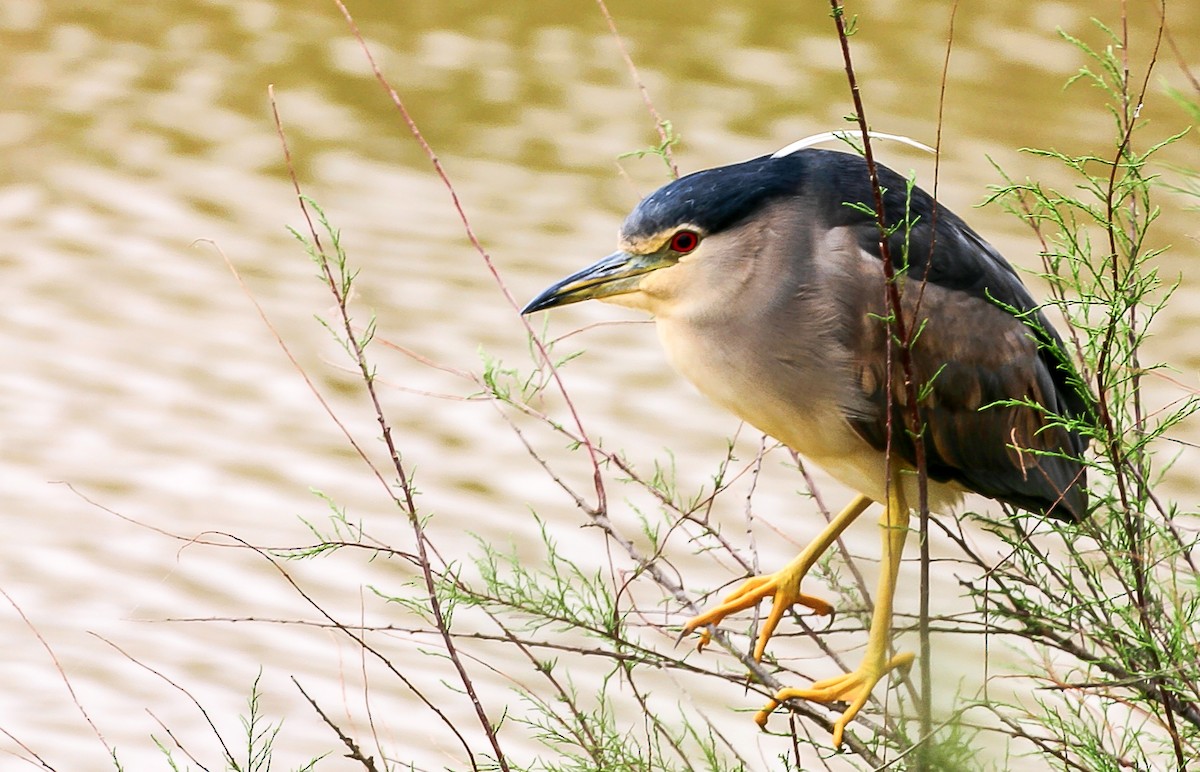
[654,317,860,460]
[653,315,965,512]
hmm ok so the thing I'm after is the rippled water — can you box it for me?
[2,1,1197,769]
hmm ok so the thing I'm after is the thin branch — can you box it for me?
[0,589,113,760]
[594,0,679,179]
[269,70,505,768]
[829,0,934,756]
[92,635,226,769]
[292,677,380,772]
[327,0,608,524]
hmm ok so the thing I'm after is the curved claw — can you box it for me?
[683,571,834,659]
[682,496,873,659]
[755,650,915,747]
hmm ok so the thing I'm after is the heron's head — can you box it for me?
[522,152,808,318]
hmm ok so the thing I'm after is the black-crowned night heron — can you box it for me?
[522,142,1089,747]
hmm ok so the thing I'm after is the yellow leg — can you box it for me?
[683,494,873,661]
[756,471,914,747]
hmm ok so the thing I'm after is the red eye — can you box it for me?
[670,230,700,254]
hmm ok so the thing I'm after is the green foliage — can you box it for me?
[471,519,619,636]
[617,119,682,179]
[236,672,283,772]
[147,675,323,772]
[964,22,1200,771]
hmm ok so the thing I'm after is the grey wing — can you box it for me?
[800,149,1089,518]
[839,260,1089,521]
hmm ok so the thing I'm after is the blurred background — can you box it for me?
[2,0,1197,769]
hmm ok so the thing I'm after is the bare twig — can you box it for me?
[594,0,679,179]
[828,0,934,755]
[93,635,226,769]
[0,726,56,770]
[0,589,113,760]
[292,677,380,772]
[327,0,608,526]
[269,69,506,767]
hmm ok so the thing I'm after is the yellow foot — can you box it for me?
[682,571,834,661]
[755,651,915,747]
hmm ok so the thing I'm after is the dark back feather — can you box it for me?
[804,149,1091,520]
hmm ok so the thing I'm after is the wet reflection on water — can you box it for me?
[2,0,1197,768]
